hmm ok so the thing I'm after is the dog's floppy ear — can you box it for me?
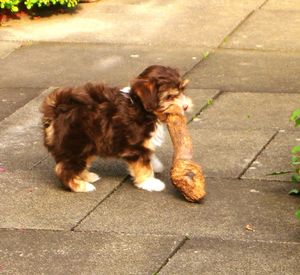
[131,78,159,112]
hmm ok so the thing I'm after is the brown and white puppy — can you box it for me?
[41,65,192,192]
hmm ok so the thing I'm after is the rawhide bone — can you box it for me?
[165,105,206,202]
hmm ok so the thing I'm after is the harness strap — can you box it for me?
[120,86,134,104]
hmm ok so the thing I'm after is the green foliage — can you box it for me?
[290,109,300,126]
[267,171,292,176]
[0,0,78,12]
[203,51,210,59]
[290,109,300,219]
[24,0,78,9]
[207,98,214,106]
[289,188,300,195]
[0,0,21,12]
[272,109,300,219]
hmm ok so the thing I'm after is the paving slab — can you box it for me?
[160,237,300,275]
[192,92,300,130]
[173,0,266,9]
[0,160,125,230]
[157,126,275,178]
[77,177,300,242]
[262,0,300,10]
[102,0,265,10]
[0,87,45,121]
[243,131,298,182]
[187,49,300,93]
[0,1,258,47]
[0,43,205,88]
[0,229,180,275]
[0,88,53,172]
[0,41,21,59]
[223,10,300,51]
[184,89,220,121]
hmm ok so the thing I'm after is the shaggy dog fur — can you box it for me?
[40,65,192,192]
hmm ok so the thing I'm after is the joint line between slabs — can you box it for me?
[70,176,129,231]
[155,236,188,274]
[188,90,224,124]
[258,0,270,10]
[29,155,49,170]
[238,130,279,179]
[184,2,262,77]
[182,48,215,80]
[218,6,259,49]
[219,0,269,49]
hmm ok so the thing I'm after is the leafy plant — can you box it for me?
[0,0,21,12]
[290,109,300,218]
[0,0,78,12]
[24,0,78,9]
[202,51,210,59]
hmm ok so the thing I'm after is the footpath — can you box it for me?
[0,0,299,274]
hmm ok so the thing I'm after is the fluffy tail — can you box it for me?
[40,85,100,150]
[41,85,100,125]
[41,88,62,127]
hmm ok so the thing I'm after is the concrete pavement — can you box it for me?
[0,0,299,274]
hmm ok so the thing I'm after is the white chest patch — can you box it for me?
[150,122,165,148]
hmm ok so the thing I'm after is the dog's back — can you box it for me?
[41,83,110,124]
[40,82,151,159]
[41,83,112,155]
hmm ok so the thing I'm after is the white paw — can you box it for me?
[151,155,164,173]
[80,171,101,183]
[87,172,101,183]
[85,182,96,192]
[136,178,165,192]
[71,181,96,192]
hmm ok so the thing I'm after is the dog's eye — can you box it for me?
[166,95,174,100]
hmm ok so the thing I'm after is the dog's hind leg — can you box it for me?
[126,155,165,192]
[150,154,164,173]
[55,161,96,192]
[79,170,100,183]
[79,156,100,183]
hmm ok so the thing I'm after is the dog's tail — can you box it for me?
[41,85,97,123]
[41,88,71,126]
[40,86,99,149]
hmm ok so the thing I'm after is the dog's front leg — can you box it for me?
[150,154,165,173]
[126,156,165,192]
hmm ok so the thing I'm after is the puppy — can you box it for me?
[40,65,192,192]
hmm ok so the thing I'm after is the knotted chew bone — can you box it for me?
[165,106,206,202]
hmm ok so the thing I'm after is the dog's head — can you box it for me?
[131,65,192,120]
